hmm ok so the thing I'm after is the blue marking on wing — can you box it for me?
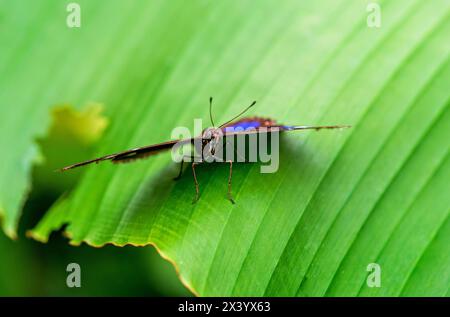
[223,120,263,132]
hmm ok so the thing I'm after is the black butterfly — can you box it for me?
[60,98,350,203]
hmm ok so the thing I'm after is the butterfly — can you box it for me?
[60,98,350,203]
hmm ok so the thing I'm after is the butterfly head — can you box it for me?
[201,97,256,157]
[202,127,222,156]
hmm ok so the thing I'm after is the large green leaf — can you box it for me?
[2,0,449,296]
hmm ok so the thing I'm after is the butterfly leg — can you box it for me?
[211,151,236,204]
[174,155,200,180]
[227,160,235,204]
[192,162,200,204]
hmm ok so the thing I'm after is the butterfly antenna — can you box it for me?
[209,97,215,127]
[219,100,256,128]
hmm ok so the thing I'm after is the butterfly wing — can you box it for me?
[221,116,350,136]
[59,138,196,171]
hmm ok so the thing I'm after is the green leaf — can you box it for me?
[3,0,449,296]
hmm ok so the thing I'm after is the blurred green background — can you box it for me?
[0,227,191,296]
